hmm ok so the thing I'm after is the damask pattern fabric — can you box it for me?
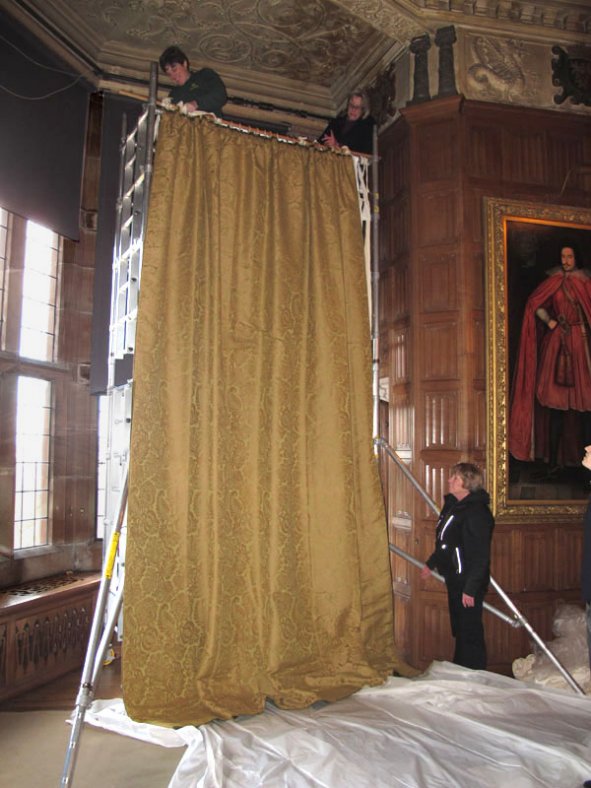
[123,112,398,726]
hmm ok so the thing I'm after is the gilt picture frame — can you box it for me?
[485,198,591,519]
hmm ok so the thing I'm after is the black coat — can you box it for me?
[318,114,375,155]
[426,489,494,597]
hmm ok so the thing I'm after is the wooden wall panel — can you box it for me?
[554,525,584,590]
[502,129,546,185]
[390,264,409,321]
[417,119,457,183]
[419,252,457,312]
[423,391,459,450]
[466,124,503,180]
[417,191,458,245]
[473,388,487,452]
[418,595,454,663]
[389,391,412,450]
[379,97,591,674]
[519,527,557,591]
[391,327,410,385]
[421,321,459,380]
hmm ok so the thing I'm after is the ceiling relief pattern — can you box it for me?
[331,0,426,41]
[64,0,389,85]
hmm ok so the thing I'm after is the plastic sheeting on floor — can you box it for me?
[83,662,591,787]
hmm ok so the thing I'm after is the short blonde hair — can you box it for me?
[451,462,484,492]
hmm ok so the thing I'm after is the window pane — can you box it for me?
[20,220,60,362]
[14,376,52,550]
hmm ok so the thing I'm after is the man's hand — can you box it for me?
[462,593,475,607]
[420,564,432,580]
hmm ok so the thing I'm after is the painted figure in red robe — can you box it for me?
[509,245,591,472]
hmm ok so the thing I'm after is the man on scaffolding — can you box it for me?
[421,463,495,670]
[159,45,227,117]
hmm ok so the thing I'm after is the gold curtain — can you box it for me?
[123,112,397,726]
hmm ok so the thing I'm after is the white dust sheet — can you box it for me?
[84,661,591,787]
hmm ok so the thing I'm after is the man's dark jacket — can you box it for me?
[426,489,494,597]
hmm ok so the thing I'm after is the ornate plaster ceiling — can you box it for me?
[2,0,590,132]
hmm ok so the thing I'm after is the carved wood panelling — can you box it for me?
[520,528,557,592]
[424,391,458,449]
[380,133,409,201]
[488,525,515,591]
[417,191,458,246]
[502,129,546,185]
[473,388,487,452]
[422,462,449,514]
[390,392,412,449]
[418,596,454,663]
[391,328,410,384]
[379,266,394,327]
[382,263,408,323]
[546,133,587,193]
[380,201,408,263]
[473,316,485,378]
[0,574,99,701]
[389,526,413,588]
[380,99,591,674]
[419,252,457,313]
[466,124,503,180]
[416,120,458,183]
[554,525,584,590]
[388,463,414,523]
[421,321,459,380]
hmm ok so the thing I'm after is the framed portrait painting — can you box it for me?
[485,198,591,519]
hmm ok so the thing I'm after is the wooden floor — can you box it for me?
[0,655,123,712]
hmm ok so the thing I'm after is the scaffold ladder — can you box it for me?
[60,63,158,788]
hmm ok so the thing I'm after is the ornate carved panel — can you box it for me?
[421,321,459,380]
[419,252,457,313]
[0,573,99,701]
[423,391,459,450]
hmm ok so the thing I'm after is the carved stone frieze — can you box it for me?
[459,31,591,113]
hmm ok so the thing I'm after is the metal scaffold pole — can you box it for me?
[371,125,380,450]
[60,62,159,788]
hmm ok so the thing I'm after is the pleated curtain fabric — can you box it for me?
[123,111,398,726]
